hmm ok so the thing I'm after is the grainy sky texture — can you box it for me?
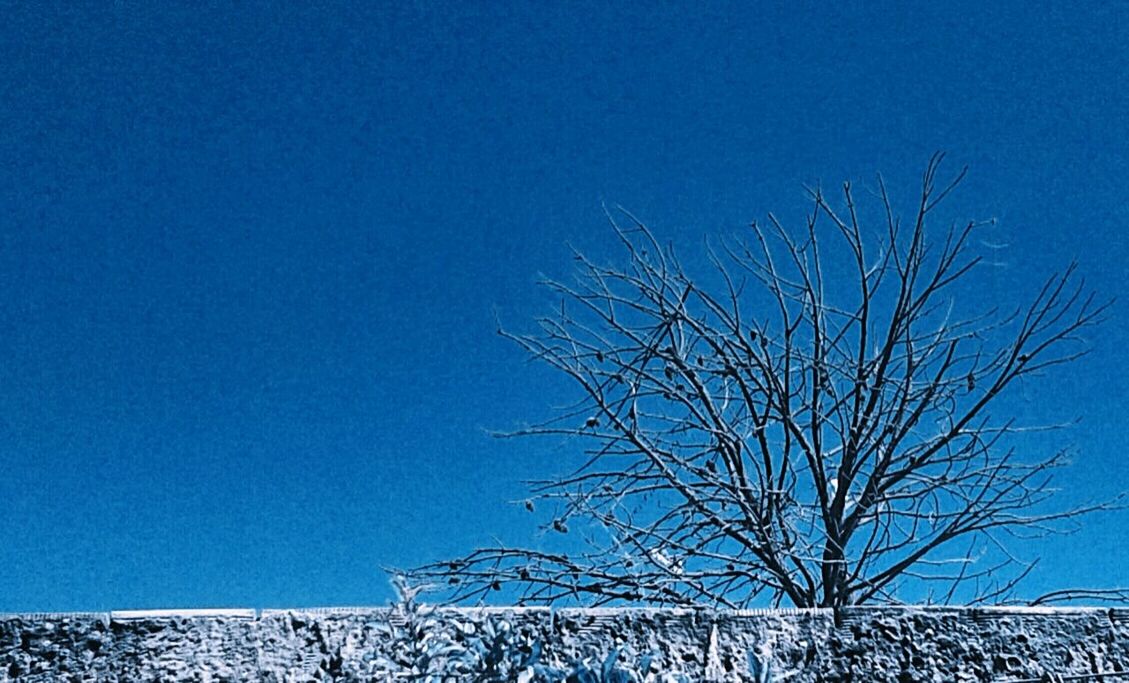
[1,2,1127,610]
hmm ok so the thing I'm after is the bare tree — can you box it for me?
[412,155,1119,609]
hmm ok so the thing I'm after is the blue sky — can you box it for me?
[1,1,1127,611]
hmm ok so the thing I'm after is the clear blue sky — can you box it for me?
[1,2,1127,611]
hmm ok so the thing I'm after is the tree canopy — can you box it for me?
[412,156,1118,608]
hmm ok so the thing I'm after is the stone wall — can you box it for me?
[2,606,1128,681]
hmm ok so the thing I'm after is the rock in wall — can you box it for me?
[2,606,1127,681]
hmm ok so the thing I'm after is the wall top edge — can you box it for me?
[0,605,1121,621]
[259,605,556,616]
[110,609,258,620]
[0,612,109,621]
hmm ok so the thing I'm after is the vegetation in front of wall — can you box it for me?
[363,577,698,681]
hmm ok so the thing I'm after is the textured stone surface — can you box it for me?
[1,606,1127,681]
